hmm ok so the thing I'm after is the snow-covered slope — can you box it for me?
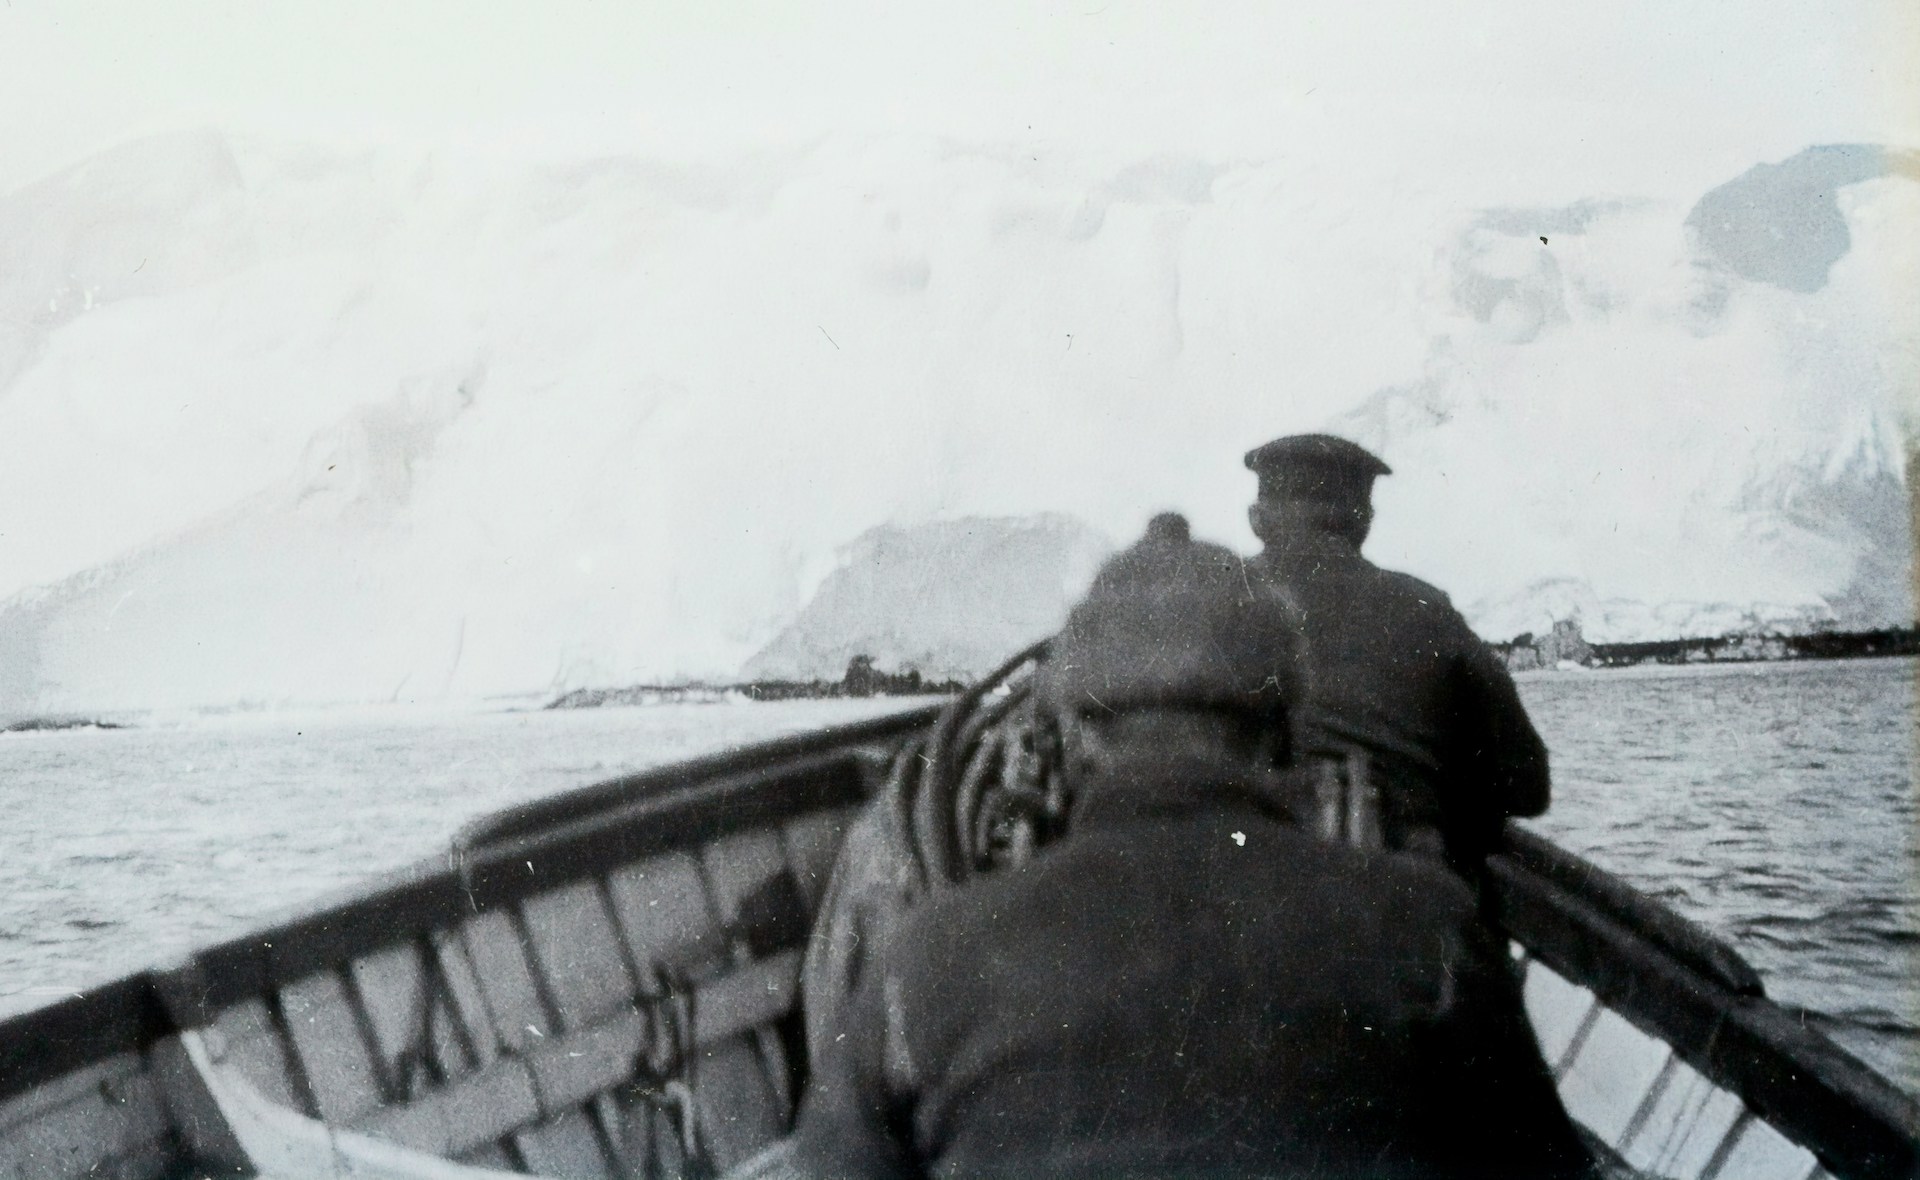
[742,515,1110,683]
[0,133,1912,711]
[1341,145,1918,643]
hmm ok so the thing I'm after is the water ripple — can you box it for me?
[1524,657,1918,1094]
[4,667,1915,1095]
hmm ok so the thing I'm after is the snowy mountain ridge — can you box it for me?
[0,131,1912,710]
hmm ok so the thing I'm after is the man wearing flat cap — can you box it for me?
[1244,433,1550,875]
[771,520,1593,1180]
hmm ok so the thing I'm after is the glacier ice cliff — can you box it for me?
[0,134,1912,710]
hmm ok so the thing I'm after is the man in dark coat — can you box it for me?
[774,524,1594,1179]
[1244,433,1551,870]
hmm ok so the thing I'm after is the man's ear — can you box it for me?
[1248,502,1275,546]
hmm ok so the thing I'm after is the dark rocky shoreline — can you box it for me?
[546,625,1920,709]
[0,717,125,734]
[1494,620,1920,671]
[547,654,965,709]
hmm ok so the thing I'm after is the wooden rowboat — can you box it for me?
[2,684,1915,1179]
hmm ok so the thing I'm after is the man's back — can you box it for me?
[1253,533,1550,860]
[789,751,1593,1180]
[1238,432,1551,864]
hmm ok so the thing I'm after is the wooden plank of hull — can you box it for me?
[781,809,852,912]
[518,881,638,1030]
[278,967,387,1124]
[0,711,920,1179]
[701,829,808,1124]
[431,928,503,1072]
[604,851,728,977]
[355,1052,540,1156]
[512,1108,615,1179]
[1621,1055,1750,1178]
[1552,1004,1675,1147]
[0,1055,145,1143]
[207,997,303,1112]
[521,1010,647,1115]
[179,1030,524,1180]
[702,831,799,946]
[1523,954,1596,1066]
[501,885,645,1172]
[1495,853,1918,1180]
[683,1041,785,1173]
[1709,1115,1830,1180]
[461,909,559,1055]
[5,704,1914,1180]
[351,939,479,1096]
[343,948,803,1164]
[1521,957,1802,1178]
[146,1032,251,1169]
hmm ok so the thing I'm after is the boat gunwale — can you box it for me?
[171,737,905,1018]
[1503,824,1764,997]
[451,702,946,851]
[1492,850,1920,1180]
[0,972,174,1115]
[4,698,1917,1180]
[0,706,935,1108]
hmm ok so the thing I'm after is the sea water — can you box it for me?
[1,663,1914,1094]
[1519,657,1918,1094]
[0,699,923,1011]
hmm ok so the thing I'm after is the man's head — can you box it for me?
[1036,514,1308,786]
[1243,433,1391,550]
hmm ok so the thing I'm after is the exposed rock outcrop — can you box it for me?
[742,515,1111,684]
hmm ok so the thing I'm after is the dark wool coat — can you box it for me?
[784,751,1594,1180]
[1250,531,1551,863]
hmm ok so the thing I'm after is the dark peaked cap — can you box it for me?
[1245,433,1391,506]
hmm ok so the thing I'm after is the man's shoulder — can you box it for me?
[1254,547,1462,613]
[1368,566,1491,635]
[1367,565,1453,609]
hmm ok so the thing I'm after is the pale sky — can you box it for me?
[4,1,1916,196]
[2,1,1917,703]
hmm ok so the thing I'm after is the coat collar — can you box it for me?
[1256,529,1363,570]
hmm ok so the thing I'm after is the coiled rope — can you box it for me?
[898,639,1055,892]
